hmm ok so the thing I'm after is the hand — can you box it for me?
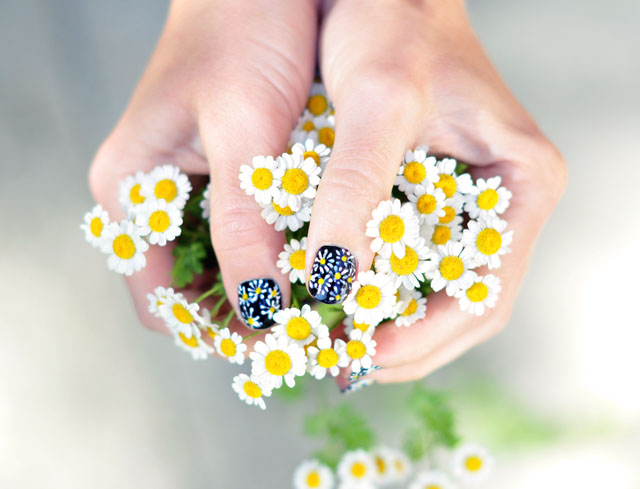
[307,0,567,385]
[90,0,317,335]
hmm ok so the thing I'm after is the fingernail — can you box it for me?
[341,378,376,394]
[237,278,282,329]
[308,245,356,304]
[348,365,381,381]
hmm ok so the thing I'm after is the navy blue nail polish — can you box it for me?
[341,378,376,394]
[308,246,356,304]
[348,365,381,381]
[237,278,282,329]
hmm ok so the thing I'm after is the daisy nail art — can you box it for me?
[275,152,321,211]
[134,199,183,246]
[451,443,494,483]
[214,328,247,365]
[81,204,109,248]
[426,242,477,297]
[395,149,438,195]
[366,198,420,259]
[465,176,512,219]
[277,237,307,284]
[100,220,149,276]
[293,459,335,489]
[345,329,377,373]
[343,271,397,326]
[348,365,381,381]
[455,273,501,316]
[462,216,513,269]
[250,333,307,390]
[237,279,282,329]
[306,337,349,379]
[308,246,357,304]
[141,164,192,209]
[239,155,282,205]
[231,373,272,410]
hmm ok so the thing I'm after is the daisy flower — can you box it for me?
[274,152,321,211]
[395,288,427,327]
[421,221,463,249]
[465,176,512,219]
[437,194,464,228]
[239,155,282,205]
[272,304,323,347]
[408,470,456,489]
[374,238,431,290]
[309,114,336,148]
[291,138,331,172]
[158,293,203,336]
[306,337,349,379]
[345,329,377,373]
[371,446,396,486]
[366,198,420,259]
[250,333,307,390]
[462,217,513,269]
[119,170,148,211]
[290,110,318,146]
[294,459,335,489]
[81,204,109,248]
[277,237,307,284]
[426,242,477,297]
[451,443,494,483]
[388,450,411,484]
[100,220,148,276]
[141,164,192,209]
[172,327,213,360]
[232,373,272,410]
[343,315,377,336]
[433,158,473,200]
[146,286,176,318]
[343,270,397,326]
[456,273,501,316]
[261,199,312,232]
[214,328,247,365]
[306,81,332,116]
[198,308,221,342]
[337,450,376,486]
[407,182,446,225]
[395,149,438,195]
[135,199,183,246]
[200,182,211,220]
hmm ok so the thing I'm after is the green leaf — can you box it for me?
[274,375,308,401]
[172,241,207,288]
[404,426,429,461]
[407,386,459,448]
[455,161,469,175]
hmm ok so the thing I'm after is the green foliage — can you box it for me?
[274,374,308,401]
[172,241,207,288]
[456,161,469,175]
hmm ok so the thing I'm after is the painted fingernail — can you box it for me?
[237,278,282,329]
[308,245,356,304]
[348,365,381,381]
[341,378,376,394]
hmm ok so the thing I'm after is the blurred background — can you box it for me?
[1,0,639,487]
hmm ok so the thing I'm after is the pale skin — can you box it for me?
[90,0,567,386]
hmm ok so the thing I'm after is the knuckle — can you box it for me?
[323,163,389,207]
[210,196,265,247]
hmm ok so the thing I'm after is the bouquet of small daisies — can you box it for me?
[81,81,513,409]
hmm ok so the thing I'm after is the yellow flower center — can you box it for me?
[272,202,295,216]
[379,215,405,243]
[401,299,418,316]
[389,246,419,276]
[439,256,464,281]
[431,225,451,245]
[416,194,437,215]
[403,161,426,184]
[282,168,309,195]
[286,317,312,341]
[318,127,335,147]
[289,249,306,270]
[476,228,502,255]
[434,174,456,199]
[317,348,339,368]
[205,327,218,340]
[439,206,456,224]
[220,338,237,357]
[353,321,371,332]
[178,332,198,348]
[243,380,262,399]
[303,150,321,166]
[112,234,136,259]
[129,183,145,205]
[306,470,321,488]
[251,167,273,190]
[466,282,489,302]
[426,486,442,489]
[375,457,387,474]
[302,120,316,132]
[347,340,366,359]
[154,178,178,202]
[264,350,292,376]
[351,462,366,478]
[149,210,170,232]
[355,285,382,309]
[90,217,103,237]
[465,455,483,472]
[172,303,194,324]
[395,460,404,472]
[477,188,499,210]
[307,94,328,116]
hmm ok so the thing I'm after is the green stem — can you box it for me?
[221,309,236,328]
[195,288,216,304]
[210,296,228,317]
[242,329,267,343]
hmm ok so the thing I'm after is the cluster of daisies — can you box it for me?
[293,443,493,489]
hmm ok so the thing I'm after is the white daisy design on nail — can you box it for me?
[433,157,473,200]
[306,337,349,379]
[374,238,431,290]
[343,315,378,336]
[337,450,376,486]
[200,182,211,220]
[345,329,377,373]
[146,286,176,318]
[214,328,247,365]
[408,470,456,489]
[451,443,494,483]
[407,182,446,225]
[291,138,331,172]
[232,373,272,410]
[261,199,312,232]
[134,199,183,246]
[272,304,323,347]
[274,153,321,211]
[100,220,148,276]
[395,149,438,195]
[119,170,148,212]
[293,459,335,489]
[395,288,427,327]
[306,81,332,116]
[465,176,512,219]
[456,272,501,316]
[462,216,513,269]
[343,270,397,326]
[250,333,307,390]
[277,237,307,284]
[141,164,192,209]
[172,326,213,360]
[81,204,109,248]
[239,155,282,205]
[426,242,477,297]
[158,293,203,336]
[366,198,420,259]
